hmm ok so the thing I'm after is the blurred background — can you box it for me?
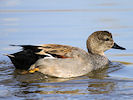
[0,0,133,100]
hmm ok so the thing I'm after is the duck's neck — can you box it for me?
[87,48,105,56]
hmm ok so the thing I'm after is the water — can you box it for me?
[0,0,133,100]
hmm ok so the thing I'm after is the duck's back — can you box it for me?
[7,44,89,70]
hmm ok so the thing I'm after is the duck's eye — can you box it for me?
[105,38,109,41]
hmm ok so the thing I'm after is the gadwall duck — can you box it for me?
[7,31,126,78]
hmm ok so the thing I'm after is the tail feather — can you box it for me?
[10,44,42,52]
[6,51,39,70]
[10,44,41,48]
[6,44,43,70]
[3,54,15,57]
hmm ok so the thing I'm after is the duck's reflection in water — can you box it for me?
[87,80,115,94]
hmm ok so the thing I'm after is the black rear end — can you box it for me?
[8,49,39,70]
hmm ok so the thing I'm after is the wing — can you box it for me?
[10,44,75,58]
[36,44,74,58]
[8,44,75,70]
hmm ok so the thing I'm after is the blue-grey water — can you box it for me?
[0,0,133,100]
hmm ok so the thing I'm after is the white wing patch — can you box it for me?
[43,54,56,59]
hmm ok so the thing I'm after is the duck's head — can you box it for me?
[87,31,126,55]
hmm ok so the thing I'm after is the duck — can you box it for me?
[6,31,126,78]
